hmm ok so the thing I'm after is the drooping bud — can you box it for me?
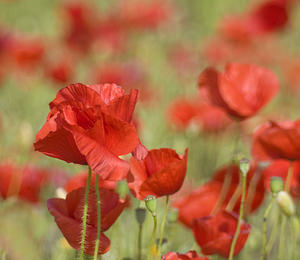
[276,191,295,217]
[144,195,157,216]
[135,207,146,225]
[167,208,178,223]
[116,180,129,202]
[239,158,250,176]
[270,177,283,194]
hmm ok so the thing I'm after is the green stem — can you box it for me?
[158,196,170,257]
[285,161,293,192]
[138,224,143,260]
[228,170,247,260]
[292,217,297,260]
[260,195,276,260]
[79,167,92,260]
[147,214,157,260]
[93,174,101,260]
[278,215,286,260]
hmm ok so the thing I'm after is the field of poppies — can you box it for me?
[1,0,300,259]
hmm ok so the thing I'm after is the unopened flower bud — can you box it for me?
[277,191,295,217]
[270,177,283,194]
[144,195,157,216]
[167,208,178,223]
[116,180,129,201]
[135,207,146,225]
[239,158,250,176]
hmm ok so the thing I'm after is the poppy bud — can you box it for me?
[277,191,295,217]
[135,207,146,225]
[116,180,129,201]
[270,177,283,194]
[167,208,178,223]
[145,195,157,216]
[239,158,250,176]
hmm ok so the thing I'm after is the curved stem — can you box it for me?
[228,170,246,260]
[138,224,143,260]
[285,161,294,192]
[79,167,92,260]
[147,215,157,260]
[158,196,170,257]
[93,174,101,260]
[260,195,276,260]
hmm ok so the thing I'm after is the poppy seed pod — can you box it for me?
[270,177,283,194]
[135,207,146,225]
[239,158,250,176]
[276,191,295,217]
[145,195,157,216]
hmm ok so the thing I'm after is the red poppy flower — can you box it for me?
[173,182,228,228]
[213,164,265,214]
[163,250,210,260]
[193,210,251,257]
[168,98,232,133]
[252,120,300,161]
[47,186,128,255]
[128,148,188,200]
[262,160,300,197]
[0,163,48,203]
[198,63,279,120]
[34,83,139,180]
[174,164,265,228]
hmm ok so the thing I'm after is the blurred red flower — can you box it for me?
[45,57,74,86]
[193,210,251,257]
[9,36,45,72]
[128,148,188,200]
[62,2,99,53]
[221,0,291,42]
[174,182,228,228]
[174,164,265,228]
[34,83,139,180]
[252,120,300,161]
[262,160,300,197]
[198,63,279,119]
[213,164,265,214]
[118,0,173,30]
[93,62,153,103]
[163,250,210,260]
[168,98,232,133]
[0,163,48,203]
[47,186,128,255]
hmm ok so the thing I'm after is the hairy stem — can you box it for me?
[93,174,101,260]
[79,167,92,260]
